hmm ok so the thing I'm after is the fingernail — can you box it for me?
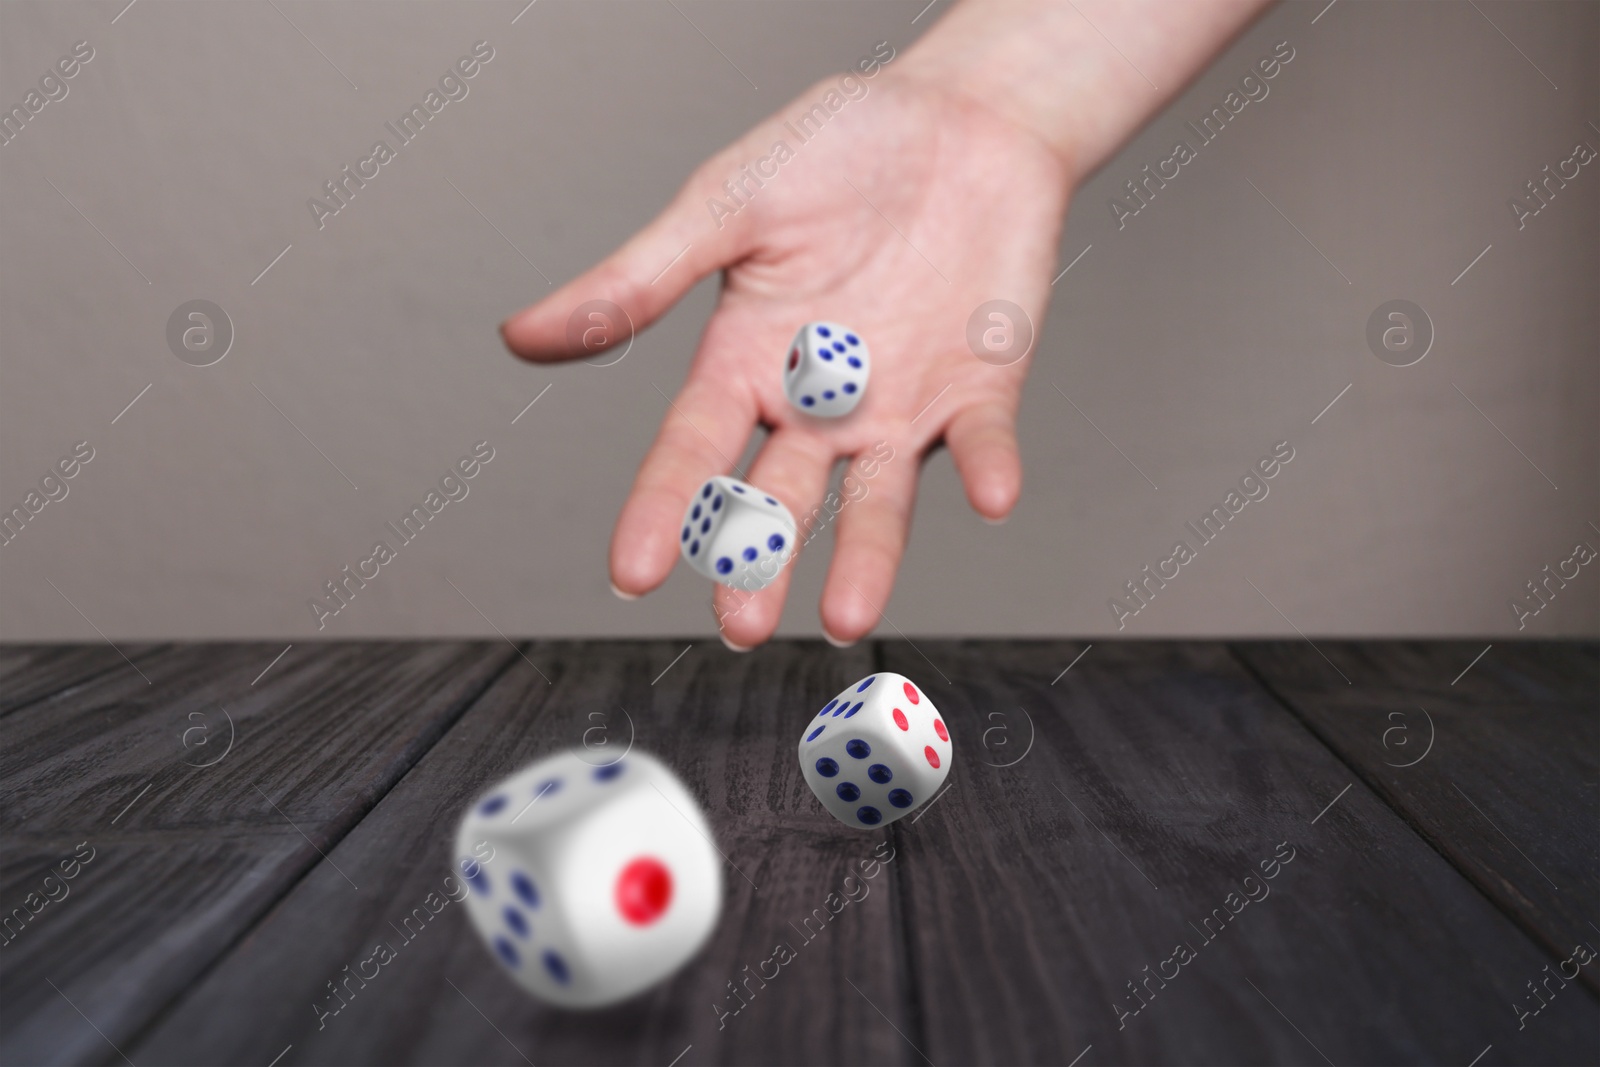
[721,632,752,653]
[822,628,856,649]
[982,513,1011,526]
[610,581,639,601]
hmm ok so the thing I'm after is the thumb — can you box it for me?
[499,168,752,363]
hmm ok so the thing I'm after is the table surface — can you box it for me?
[1,639,1595,1066]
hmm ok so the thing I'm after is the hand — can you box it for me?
[501,68,1073,648]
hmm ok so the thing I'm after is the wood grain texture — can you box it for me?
[0,642,164,716]
[132,640,920,1067]
[4,640,1596,1067]
[1232,640,1600,993]
[879,640,1599,1066]
[0,641,513,1066]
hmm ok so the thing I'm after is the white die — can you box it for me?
[783,321,870,417]
[679,475,796,591]
[454,749,723,1009]
[797,672,951,829]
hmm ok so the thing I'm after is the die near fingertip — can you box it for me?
[783,321,870,418]
[679,476,796,591]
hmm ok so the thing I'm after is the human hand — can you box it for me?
[501,65,1073,648]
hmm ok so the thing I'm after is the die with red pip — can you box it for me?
[455,749,723,1008]
[798,672,950,828]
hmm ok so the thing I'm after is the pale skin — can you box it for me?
[502,0,1272,649]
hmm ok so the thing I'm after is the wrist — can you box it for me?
[892,0,1271,185]
[889,6,1089,182]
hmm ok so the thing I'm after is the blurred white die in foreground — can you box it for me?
[679,475,795,591]
[798,672,951,829]
[783,322,869,417]
[454,749,722,1008]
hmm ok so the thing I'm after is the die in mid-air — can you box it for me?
[783,322,869,417]
[798,672,951,829]
[679,475,795,591]
[454,749,722,1008]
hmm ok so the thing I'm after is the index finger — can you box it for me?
[610,374,758,598]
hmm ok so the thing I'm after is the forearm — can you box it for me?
[895,0,1273,183]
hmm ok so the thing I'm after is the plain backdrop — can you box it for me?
[1,0,1595,641]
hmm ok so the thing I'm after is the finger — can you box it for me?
[819,446,920,645]
[945,400,1022,522]
[500,169,754,363]
[713,430,835,650]
[610,374,758,598]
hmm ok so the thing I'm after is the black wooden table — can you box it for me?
[2,640,1595,1066]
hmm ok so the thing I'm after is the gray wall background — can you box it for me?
[2,0,1595,641]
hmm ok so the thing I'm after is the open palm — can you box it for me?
[502,72,1073,648]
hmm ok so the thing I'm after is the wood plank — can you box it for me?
[1,834,308,1066]
[0,641,514,1065]
[880,640,1599,1066]
[130,640,923,1067]
[1232,640,1599,992]
[0,642,166,715]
